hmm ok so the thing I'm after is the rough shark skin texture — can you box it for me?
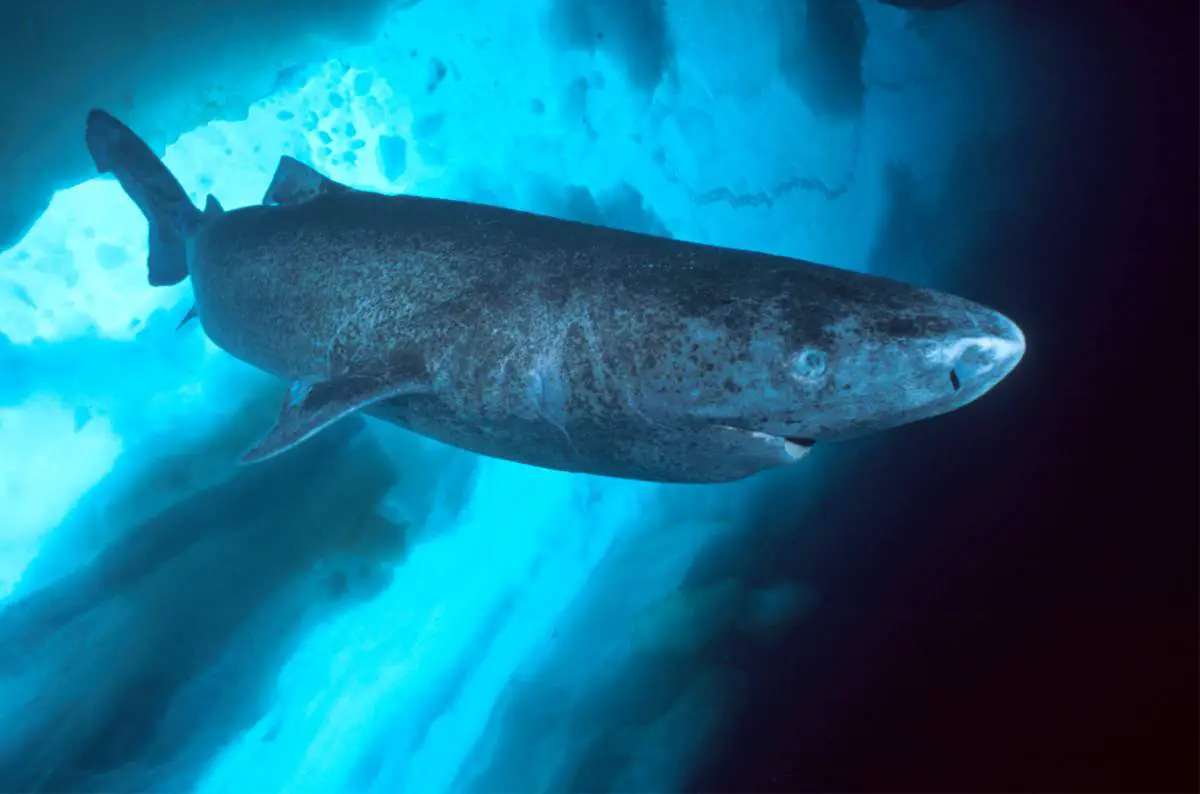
[86,110,1026,483]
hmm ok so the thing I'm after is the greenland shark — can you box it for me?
[83,108,1025,484]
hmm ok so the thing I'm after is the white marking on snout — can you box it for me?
[927,335,1025,372]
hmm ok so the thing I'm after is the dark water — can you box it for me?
[692,2,1198,790]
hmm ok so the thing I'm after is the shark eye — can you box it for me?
[790,349,827,381]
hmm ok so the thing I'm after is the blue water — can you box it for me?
[0,1,1062,791]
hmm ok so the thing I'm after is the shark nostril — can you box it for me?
[949,368,961,391]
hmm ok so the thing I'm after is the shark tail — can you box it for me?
[84,109,202,287]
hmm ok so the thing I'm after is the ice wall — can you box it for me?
[0,0,400,251]
[0,1,1037,791]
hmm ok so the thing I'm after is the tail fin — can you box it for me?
[84,109,201,287]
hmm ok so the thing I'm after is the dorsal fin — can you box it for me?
[262,156,350,206]
[204,194,224,216]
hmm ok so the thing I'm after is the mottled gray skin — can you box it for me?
[189,187,1023,482]
[84,107,1024,483]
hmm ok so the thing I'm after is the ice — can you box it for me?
[0,397,122,599]
[0,1,1031,791]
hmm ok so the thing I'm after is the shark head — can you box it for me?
[773,291,1026,444]
[669,268,1026,456]
[760,279,1026,449]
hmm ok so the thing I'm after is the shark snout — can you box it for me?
[940,310,1026,396]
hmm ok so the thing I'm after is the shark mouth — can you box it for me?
[718,425,816,462]
[747,430,815,461]
[782,435,816,459]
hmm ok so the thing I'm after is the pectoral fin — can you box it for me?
[239,366,427,465]
[176,304,199,330]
